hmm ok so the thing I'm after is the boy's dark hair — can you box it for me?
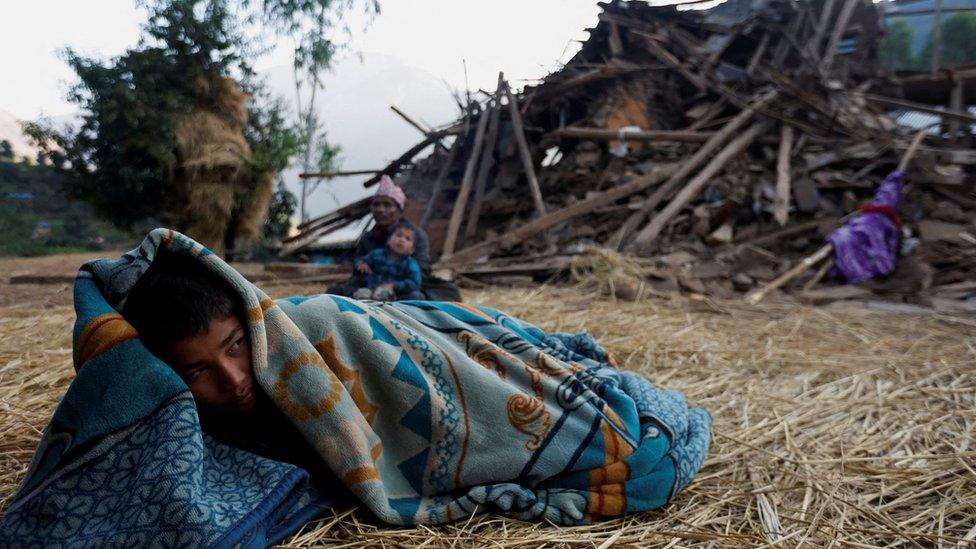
[122,251,242,357]
[390,224,415,239]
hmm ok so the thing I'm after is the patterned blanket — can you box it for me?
[0,229,711,545]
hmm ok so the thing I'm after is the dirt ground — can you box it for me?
[1,251,974,547]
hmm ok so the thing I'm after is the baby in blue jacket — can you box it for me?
[351,224,423,301]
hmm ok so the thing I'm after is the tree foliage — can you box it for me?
[40,0,377,241]
[880,19,918,70]
[940,12,976,67]
[883,13,976,71]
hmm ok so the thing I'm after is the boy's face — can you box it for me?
[164,315,257,414]
[389,227,415,256]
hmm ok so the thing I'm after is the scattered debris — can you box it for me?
[288,0,975,307]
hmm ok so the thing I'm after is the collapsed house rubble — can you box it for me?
[288,0,976,309]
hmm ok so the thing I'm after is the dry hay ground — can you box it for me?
[1,255,975,547]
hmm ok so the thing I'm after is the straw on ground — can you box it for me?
[1,258,974,547]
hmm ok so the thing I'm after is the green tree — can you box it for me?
[39,0,377,247]
[47,1,250,227]
[248,0,379,220]
[0,140,13,161]
[880,19,918,70]
[263,181,298,242]
[941,12,976,66]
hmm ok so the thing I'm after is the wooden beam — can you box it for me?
[438,164,677,267]
[390,105,433,135]
[774,125,794,226]
[548,127,717,143]
[639,34,708,92]
[609,90,779,250]
[820,0,859,71]
[278,214,364,257]
[745,244,835,304]
[420,124,465,229]
[932,0,943,74]
[504,80,547,217]
[746,33,771,76]
[888,6,975,16]
[466,75,505,239]
[807,0,838,58]
[949,78,965,139]
[441,105,492,258]
[736,219,835,249]
[532,66,623,97]
[864,93,976,124]
[299,169,382,179]
[361,126,461,188]
[294,195,372,234]
[630,120,771,253]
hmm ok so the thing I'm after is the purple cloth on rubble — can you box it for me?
[825,170,904,284]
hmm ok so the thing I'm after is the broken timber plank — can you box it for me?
[864,94,976,124]
[466,76,505,239]
[362,127,460,188]
[299,169,383,179]
[630,119,771,253]
[441,104,492,258]
[438,163,677,267]
[278,215,362,257]
[807,0,837,59]
[547,127,717,143]
[609,89,779,250]
[774,125,794,226]
[820,0,859,71]
[293,195,371,235]
[504,80,547,217]
[638,33,708,92]
[420,124,465,229]
[391,105,433,135]
[745,33,771,76]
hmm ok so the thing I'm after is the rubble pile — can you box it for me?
[289,0,976,308]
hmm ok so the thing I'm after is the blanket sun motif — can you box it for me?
[0,229,711,547]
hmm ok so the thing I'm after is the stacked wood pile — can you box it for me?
[290,0,976,308]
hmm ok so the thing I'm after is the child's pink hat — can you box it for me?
[375,175,406,210]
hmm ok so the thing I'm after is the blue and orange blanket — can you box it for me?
[0,229,711,546]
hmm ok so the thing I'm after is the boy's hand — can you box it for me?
[378,282,394,292]
[357,263,372,274]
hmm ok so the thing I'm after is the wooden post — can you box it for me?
[503,79,547,217]
[547,127,717,142]
[419,129,464,229]
[299,169,382,179]
[441,104,491,258]
[630,120,771,253]
[807,0,838,58]
[746,33,771,76]
[774,125,794,226]
[439,164,677,267]
[949,77,964,139]
[745,244,834,305]
[933,0,943,74]
[641,35,709,92]
[466,75,505,239]
[609,89,779,250]
[820,0,859,71]
[390,105,433,135]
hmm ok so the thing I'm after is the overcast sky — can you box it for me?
[0,0,610,121]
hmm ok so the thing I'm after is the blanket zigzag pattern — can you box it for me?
[1,229,712,546]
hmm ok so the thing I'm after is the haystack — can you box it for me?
[172,76,276,256]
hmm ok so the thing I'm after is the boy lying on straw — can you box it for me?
[0,229,711,547]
